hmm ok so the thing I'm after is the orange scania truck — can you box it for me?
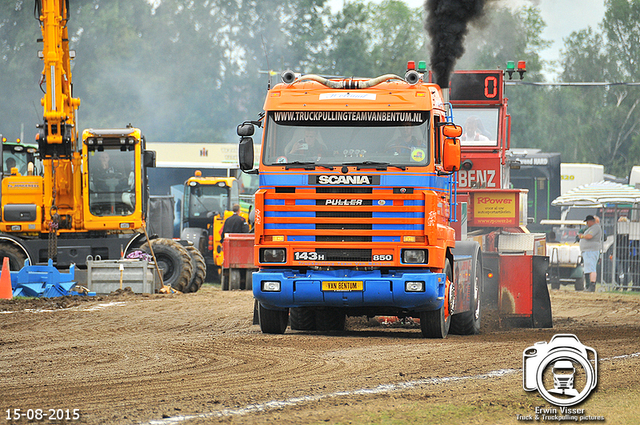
[236,64,488,338]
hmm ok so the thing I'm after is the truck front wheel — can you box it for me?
[258,304,289,334]
[420,259,452,338]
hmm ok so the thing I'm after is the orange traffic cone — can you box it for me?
[0,257,13,299]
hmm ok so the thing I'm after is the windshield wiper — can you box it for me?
[284,161,334,170]
[284,161,316,170]
[342,161,406,171]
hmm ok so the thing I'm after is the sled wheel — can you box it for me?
[450,256,481,335]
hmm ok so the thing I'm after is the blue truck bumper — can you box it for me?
[253,269,446,312]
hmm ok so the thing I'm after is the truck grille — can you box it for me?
[316,249,372,262]
[259,186,428,242]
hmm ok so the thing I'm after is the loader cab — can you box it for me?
[182,175,239,232]
[2,138,42,177]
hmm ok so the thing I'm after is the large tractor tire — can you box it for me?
[421,259,452,338]
[185,246,206,293]
[0,243,28,271]
[290,307,317,331]
[258,303,289,334]
[450,256,482,335]
[140,238,193,292]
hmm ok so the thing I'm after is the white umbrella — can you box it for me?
[551,181,640,207]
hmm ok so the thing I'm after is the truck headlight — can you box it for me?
[402,249,427,264]
[260,248,286,263]
[262,281,281,292]
[405,281,425,292]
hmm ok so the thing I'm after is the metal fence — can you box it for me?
[599,206,640,291]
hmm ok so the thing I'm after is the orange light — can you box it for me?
[264,235,285,242]
[270,91,281,97]
[487,272,494,279]
[195,170,202,177]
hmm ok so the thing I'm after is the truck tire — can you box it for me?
[420,259,452,338]
[574,276,585,291]
[290,307,316,330]
[185,245,206,293]
[244,269,253,291]
[221,269,229,291]
[140,238,193,292]
[0,243,27,271]
[450,256,482,335]
[315,308,346,331]
[229,269,242,290]
[258,303,288,334]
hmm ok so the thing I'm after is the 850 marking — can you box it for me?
[373,254,393,261]
[294,251,326,261]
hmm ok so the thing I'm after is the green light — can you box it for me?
[417,61,427,71]
[506,61,515,70]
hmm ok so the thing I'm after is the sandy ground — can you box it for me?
[1,286,639,424]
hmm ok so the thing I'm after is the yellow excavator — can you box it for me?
[0,0,203,293]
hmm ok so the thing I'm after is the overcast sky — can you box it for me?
[328,0,606,78]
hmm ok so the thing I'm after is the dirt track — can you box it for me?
[1,287,639,424]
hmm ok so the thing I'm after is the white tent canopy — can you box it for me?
[551,181,640,207]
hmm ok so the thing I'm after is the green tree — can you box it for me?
[553,0,640,176]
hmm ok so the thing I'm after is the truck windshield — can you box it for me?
[185,185,228,219]
[262,111,430,167]
[88,147,136,217]
[454,108,499,147]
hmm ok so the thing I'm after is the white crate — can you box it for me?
[87,259,158,294]
[498,233,546,255]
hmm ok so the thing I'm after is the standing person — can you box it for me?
[221,204,248,242]
[579,215,603,292]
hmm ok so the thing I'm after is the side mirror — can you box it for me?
[237,123,255,137]
[442,137,460,172]
[442,124,462,138]
[238,136,254,171]
[143,150,156,168]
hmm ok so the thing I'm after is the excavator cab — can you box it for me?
[81,127,150,231]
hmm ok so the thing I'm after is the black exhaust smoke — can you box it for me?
[425,0,487,88]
